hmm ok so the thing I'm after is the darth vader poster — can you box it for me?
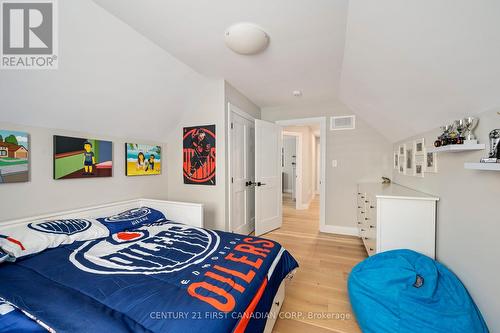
[183,125,216,185]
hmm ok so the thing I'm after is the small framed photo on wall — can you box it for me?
[425,151,438,173]
[398,145,406,174]
[394,152,399,169]
[405,143,414,176]
[415,155,425,178]
[414,138,425,155]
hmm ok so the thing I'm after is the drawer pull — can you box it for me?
[369,225,375,228]
[369,248,374,251]
[275,301,280,307]
[357,206,361,209]
[361,196,365,199]
[365,218,369,220]
[370,205,375,209]
[360,211,365,214]
[357,192,361,195]
[363,237,368,240]
[365,200,369,203]
[360,229,366,232]
[357,222,361,225]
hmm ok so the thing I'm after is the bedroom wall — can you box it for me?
[166,80,261,232]
[262,100,393,234]
[392,108,500,330]
[0,0,213,221]
[0,121,168,222]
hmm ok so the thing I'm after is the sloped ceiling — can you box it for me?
[92,0,349,108]
[0,0,207,142]
[340,0,500,141]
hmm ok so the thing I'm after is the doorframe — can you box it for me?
[276,117,327,231]
[282,131,302,210]
[227,102,256,233]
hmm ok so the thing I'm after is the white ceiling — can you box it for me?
[92,0,349,108]
[341,0,500,141]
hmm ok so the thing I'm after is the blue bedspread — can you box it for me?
[0,221,298,333]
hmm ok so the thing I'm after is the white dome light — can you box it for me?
[224,23,269,55]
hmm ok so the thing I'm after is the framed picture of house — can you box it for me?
[0,130,29,183]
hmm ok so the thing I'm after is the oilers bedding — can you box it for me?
[0,208,298,333]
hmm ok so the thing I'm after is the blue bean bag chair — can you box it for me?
[348,249,489,333]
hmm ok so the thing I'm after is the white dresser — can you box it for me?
[357,183,439,258]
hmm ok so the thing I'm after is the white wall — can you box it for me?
[0,0,206,142]
[392,108,500,331]
[0,0,210,222]
[166,80,226,231]
[0,122,168,222]
[166,81,261,232]
[262,100,393,230]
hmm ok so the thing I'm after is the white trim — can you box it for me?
[0,199,204,228]
[276,117,327,232]
[320,224,359,236]
[282,131,302,210]
[227,102,256,233]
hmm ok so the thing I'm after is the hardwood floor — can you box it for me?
[267,194,366,333]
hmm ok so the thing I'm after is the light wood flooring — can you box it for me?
[267,194,366,333]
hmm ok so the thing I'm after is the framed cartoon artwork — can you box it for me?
[125,143,161,176]
[183,125,216,185]
[53,135,112,179]
[0,130,29,183]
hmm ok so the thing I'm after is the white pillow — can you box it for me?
[0,219,109,261]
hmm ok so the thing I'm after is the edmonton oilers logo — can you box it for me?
[28,219,92,235]
[104,207,152,223]
[70,223,220,275]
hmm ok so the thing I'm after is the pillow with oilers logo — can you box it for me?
[0,219,109,261]
[96,207,167,234]
[70,221,220,275]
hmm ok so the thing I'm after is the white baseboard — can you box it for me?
[319,225,359,237]
[297,193,315,210]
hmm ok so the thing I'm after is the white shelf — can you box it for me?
[464,162,500,171]
[427,144,485,153]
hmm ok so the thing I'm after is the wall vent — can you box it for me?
[330,115,356,131]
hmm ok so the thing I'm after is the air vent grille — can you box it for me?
[330,115,356,130]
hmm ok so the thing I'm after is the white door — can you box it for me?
[255,119,283,236]
[230,111,255,235]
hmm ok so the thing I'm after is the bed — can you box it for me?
[0,199,298,333]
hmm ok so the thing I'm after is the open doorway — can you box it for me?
[277,118,326,233]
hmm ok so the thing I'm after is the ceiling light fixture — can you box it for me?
[224,23,269,55]
[292,90,302,97]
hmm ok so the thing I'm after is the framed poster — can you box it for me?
[0,130,29,183]
[183,125,216,185]
[53,135,112,179]
[125,143,161,176]
[405,143,414,176]
[425,151,438,173]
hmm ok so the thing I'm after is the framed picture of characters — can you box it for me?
[183,125,216,185]
[53,135,113,179]
[125,143,161,176]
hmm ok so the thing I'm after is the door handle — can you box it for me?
[256,182,266,187]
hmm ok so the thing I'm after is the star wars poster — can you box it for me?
[183,125,216,185]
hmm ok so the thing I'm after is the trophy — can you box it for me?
[463,117,479,144]
[452,119,465,145]
[434,124,452,147]
[481,129,500,163]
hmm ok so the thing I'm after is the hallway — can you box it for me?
[267,195,366,333]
